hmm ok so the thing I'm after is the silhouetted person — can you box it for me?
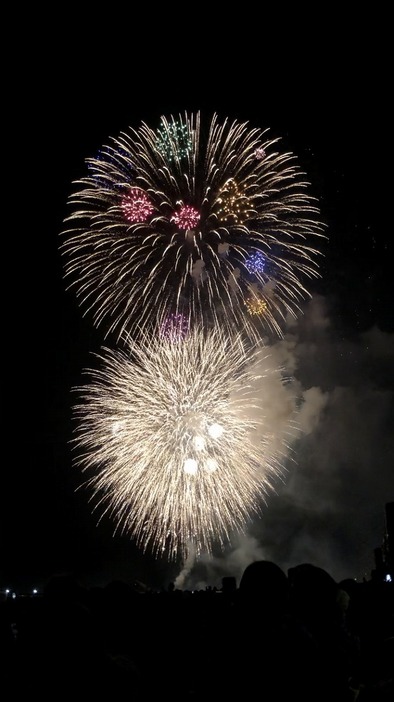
[239,559,288,607]
[339,577,394,700]
[288,563,360,701]
[186,560,320,699]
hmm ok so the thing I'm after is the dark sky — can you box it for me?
[3,29,392,591]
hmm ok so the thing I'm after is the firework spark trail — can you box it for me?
[61,112,325,342]
[72,327,296,560]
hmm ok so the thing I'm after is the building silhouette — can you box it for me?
[372,502,394,582]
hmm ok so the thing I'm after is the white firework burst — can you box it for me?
[72,327,295,559]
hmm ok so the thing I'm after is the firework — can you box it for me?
[254,146,266,160]
[121,187,154,223]
[159,312,190,341]
[72,327,291,559]
[245,251,266,275]
[245,295,268,316]
[61,112,325,341]
[215,178,252,224]
[171,205,200,230]
[155,119,192,161]
[87,145,133,189]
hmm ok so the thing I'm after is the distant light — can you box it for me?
[5,589,10,595]
[32,589,38,595]
[385,573,392,583]
[12,593,16,599]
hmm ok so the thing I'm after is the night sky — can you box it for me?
[3,30,392,592]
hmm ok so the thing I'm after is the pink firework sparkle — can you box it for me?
[121,187,154,223]
[254,146,266,160]
[171,205,200,230]
[159,313,190,341]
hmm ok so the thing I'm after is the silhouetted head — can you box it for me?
[239,560,288,608]
[288,563,339,618]
[338,578,359,597]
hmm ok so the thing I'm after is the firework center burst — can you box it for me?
[173,406,224,475]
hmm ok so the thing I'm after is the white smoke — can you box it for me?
[191,259,206,284]
[297,387,329,434]
[177,295,394,587]
[184,533,268,591]
[174,542,197,589]
[227,267,241,293]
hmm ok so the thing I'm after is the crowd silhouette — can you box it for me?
[1,560,393,700]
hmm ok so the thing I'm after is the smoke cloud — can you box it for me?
[178,295,394,589]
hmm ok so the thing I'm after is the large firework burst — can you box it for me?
[72,327,293,559]
[61,112,325,341]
